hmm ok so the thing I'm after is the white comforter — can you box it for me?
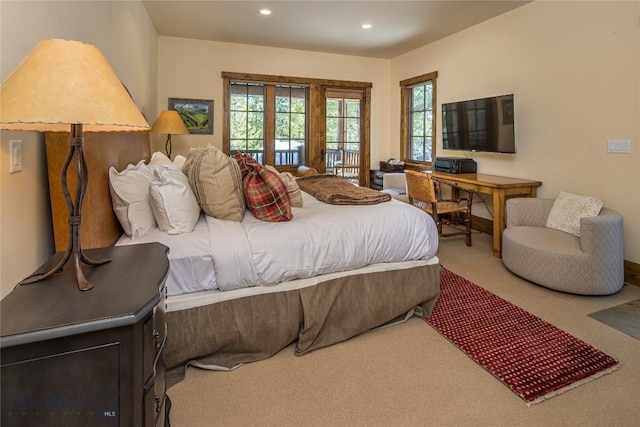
[117,192,439,296]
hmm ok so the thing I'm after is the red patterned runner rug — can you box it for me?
[425,268,619,405]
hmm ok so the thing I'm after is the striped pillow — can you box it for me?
[183,145,245,222]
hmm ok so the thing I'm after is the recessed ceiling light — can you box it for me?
[361,24,372,29]
[259,9,272,15]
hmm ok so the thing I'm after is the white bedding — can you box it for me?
[166,258,440,313]
[116,191,439,296]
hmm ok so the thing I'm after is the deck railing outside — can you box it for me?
[234,147,360,184]
[326,149,360,184]
[241,146,305,166]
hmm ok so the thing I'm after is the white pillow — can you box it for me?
[173,154,186,171]
[149,166,201,234]
[545,191,604,237]
[148,151,172,168]
[109,161,156,239]
[148,151,187,171]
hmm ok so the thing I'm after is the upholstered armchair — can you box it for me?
[380,172,408,203]
[502,197,624,295]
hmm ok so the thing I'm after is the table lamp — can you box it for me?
[0,39,150,291]
[150,110,189,158]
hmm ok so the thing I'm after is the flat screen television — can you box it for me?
[441,94,515,153]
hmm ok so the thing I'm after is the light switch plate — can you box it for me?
[607,139,631,154]
[9,140,22,173]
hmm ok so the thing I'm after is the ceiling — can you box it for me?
[142,1,531,59]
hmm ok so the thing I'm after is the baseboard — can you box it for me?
[472,215,640,287]
[471,215,493,236]
[624,261,640,287]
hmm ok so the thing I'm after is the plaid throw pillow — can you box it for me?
[264,165,303,208]
[232,151,293,222]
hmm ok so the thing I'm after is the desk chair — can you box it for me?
[405,169,473,246]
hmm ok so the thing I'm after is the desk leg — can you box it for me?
[492,189,506,258]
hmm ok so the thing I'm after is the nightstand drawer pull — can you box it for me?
[153,330,161,348]
[143,323,167,393]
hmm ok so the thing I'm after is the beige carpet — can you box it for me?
[167,232,640,426]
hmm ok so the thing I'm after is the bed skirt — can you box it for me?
[165,261,441,386]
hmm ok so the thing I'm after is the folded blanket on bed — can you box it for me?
[297,174,391,205]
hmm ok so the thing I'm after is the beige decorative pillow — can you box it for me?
[545,191,603,237]
[265,165,303,207]
[183,145,245,222]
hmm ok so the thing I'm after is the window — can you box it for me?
[228,82,307,166]
[275,85,306,166]
[400,71,437,165]
[229,83,265,162]
[223,72,372,184]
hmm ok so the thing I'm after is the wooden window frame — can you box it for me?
[400,71,438,167]
[223,72,372,182]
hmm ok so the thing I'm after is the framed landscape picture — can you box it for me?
[168,97,214,134]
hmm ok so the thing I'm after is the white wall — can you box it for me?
[391,0,640,263]
[155,36,391,161]
[0,0,157,297]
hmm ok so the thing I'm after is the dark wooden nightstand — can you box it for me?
[1,243,170,427]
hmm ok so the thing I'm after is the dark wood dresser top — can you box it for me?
[1,243,169,348]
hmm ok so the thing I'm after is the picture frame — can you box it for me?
[168,97,214,134]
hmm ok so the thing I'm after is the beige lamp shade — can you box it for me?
[0,39,150,132]
[0,39,149,291]
[150,110,189,135]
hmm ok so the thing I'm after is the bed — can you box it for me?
[45,132,441,385]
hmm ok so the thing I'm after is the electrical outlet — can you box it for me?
[9,140,22,173]
[607,139,631,154]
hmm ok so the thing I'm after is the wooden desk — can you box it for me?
[430,172,542,257]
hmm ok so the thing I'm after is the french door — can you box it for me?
[223,72,371,183]
[323,89,369,186]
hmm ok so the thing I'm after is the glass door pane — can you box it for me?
[275,85,307,166]
[230,82,265,163]
[325,93,361,185]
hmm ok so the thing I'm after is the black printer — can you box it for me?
[434,157,477,174]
